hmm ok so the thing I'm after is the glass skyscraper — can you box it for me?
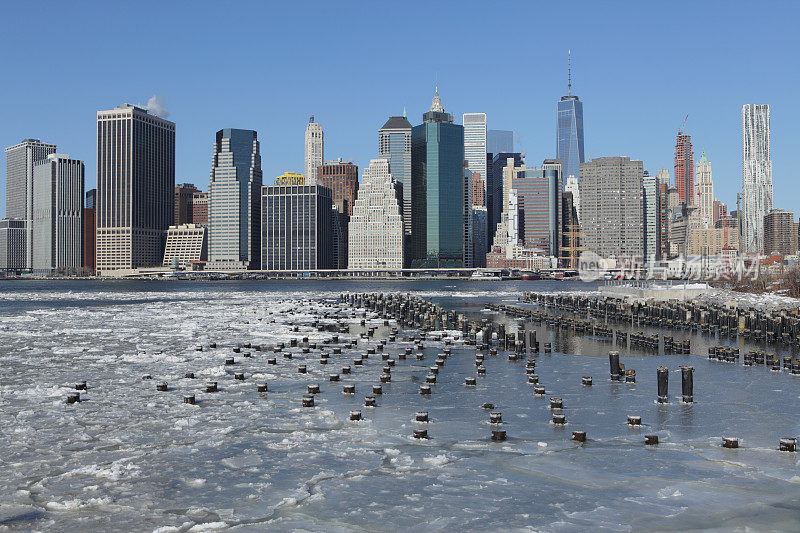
[557,56,584,183]
[208,128,262,270]
[378,116,412,240]
[411,89,466,268]
[487,129,514,155]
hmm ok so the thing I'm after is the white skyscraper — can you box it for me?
[656,168,670,186]
[463,113,487,204]
[32,154,84,274]
[348,158,403,269]
[304,116,324,184]
[643,172,657,262]
[5,139,57,269]
[695,150,714,226]
[740,104,773,253]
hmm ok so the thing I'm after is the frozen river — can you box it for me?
[1,280,800,532]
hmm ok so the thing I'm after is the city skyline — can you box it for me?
[0,2,797,220]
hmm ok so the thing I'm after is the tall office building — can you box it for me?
[191,191,208,225]
[410,88,466,268]
[487,130,514,154]
[348,158,404,269]
[471,206,488,268]
[642,171,658,262]
[741,104,773,253]
[5,138,57,269]
[674,132,694,205]
[488,152,524,246]
[556,52,585,182]
[96,104,175,274]
[32,154,84,274]
[261,183,333,270]
[304,116,324,184]
[695,150,714,225]
[463,112,487,199]
[379,115,412,240]
[462,167,473,268]
[208,128,263,270]
[561,191,581,268]
[763,209,797,256]
[579,157,645,260]
[175,183,200,225]
[83,189,96,275]
[511,160,562,258]
[317,159,359,216]
[0,219,26,273]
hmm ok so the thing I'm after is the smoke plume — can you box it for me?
[144,95,170,118]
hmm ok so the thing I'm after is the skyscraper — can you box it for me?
[5,138,57,269]
[411,88,466,268]
[487,130,514,154]
[379,115,412,240]
[304,116,324,184]
[32,154,84,274]
[512,160,562,258]
[261,182,333,270]
[695,150,714,225]
[96,104,175,274]
[0,219,26,273]
[463,112,487,202]
[348,158,404,269]
[317,159,359,216]
[556,51,585,182]
[471,172,485,207]
[642,171,658,262]
[741,104,773,253]
[175,183,200,225]
[674,132,694,205]
[208,128,263,270]
[579,157,644,260]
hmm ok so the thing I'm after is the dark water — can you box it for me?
[1,279,799,532]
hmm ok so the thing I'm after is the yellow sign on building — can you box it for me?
[275,172,305,186]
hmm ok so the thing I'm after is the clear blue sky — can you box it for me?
[1,1,798,217]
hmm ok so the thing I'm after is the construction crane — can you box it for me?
[678,114,689,135]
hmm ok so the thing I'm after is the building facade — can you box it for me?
[317,159,359,216]
[410,89,466,268]
[487,129,514,155]
[471,172,485,207]
[556,62,585,182]
[463,112,487,199]
[643,171,658,262]
[208,128,262,270]
[96,104,175,274]
[162,224,207,268]
[261,183,333,270]
[741,104,773,253]
[674,132,694,205]
[378,115,412,241]
[471,206,488,268]
[175,183,200,225]
[0,219,26,273]
[511,160,562,258]
[5,138,57,269]
[579,157,645,260]
[348,158,403,269]
[695,150,714,225]
[32,154,84,274]
[764,209,798,256]
[304,116,323,184]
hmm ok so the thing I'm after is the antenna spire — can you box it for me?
[568,49,572,97]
